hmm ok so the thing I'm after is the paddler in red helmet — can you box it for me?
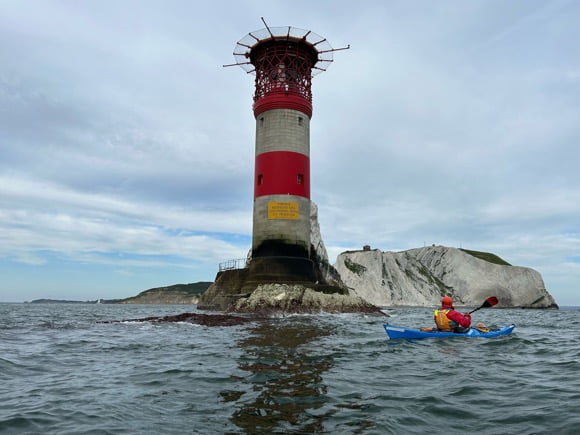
[434,296,472,332]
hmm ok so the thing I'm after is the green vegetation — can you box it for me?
[119,282,213,304]
[402,263,452,296]
[344,257,367,276]
[460,249,511,266]
[29,283,213,304]
[138,282,213,296]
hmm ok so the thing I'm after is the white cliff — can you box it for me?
[310,202,328,264]
[334,245,558,308]
[310,202,346,289]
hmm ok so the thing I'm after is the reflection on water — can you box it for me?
[228,318,335,433]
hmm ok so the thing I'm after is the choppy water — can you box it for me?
[1,303,580,434]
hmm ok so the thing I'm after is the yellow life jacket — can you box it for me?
[434,309,457,331]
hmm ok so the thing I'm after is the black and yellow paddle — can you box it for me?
[468,296,499,314]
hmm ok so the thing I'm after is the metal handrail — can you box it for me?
[218,258,247,272]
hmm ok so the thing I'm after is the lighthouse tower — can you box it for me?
[226,20,348,286]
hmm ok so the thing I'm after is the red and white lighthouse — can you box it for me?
[227,19,348,284]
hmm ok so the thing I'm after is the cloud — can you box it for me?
[0,175,250,270]
[1,1,579,304]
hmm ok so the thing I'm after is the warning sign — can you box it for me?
[268,201,299,220]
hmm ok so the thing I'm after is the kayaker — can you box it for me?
[434,296,472,332]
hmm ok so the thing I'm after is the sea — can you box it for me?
[1,303,579,435]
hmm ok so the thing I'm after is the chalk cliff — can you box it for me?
[334,246,558,308]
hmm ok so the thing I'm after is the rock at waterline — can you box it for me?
[228,283,386,316]
[98,312,254,326]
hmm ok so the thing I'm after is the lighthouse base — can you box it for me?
[197,255,350,311]
[245,256,317,284]
[197,202,378,313]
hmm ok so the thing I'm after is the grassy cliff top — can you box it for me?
[137,282,213,296]
[460,249,511,266]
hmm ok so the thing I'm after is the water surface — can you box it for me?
[1,304,579,434]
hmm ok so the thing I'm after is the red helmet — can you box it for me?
[441,296,454,307]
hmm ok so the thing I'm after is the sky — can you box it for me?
[1,0,579,305]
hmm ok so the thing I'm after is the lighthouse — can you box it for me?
[198,20,349,310]
[225,19,348,285]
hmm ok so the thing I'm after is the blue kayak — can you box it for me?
[383,323,515,340]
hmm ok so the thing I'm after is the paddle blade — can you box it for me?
[482,296,499,308]
[469,296,499,314]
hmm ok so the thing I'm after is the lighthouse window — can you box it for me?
[260,117,264,127]
[258,174,263,185]
[298,116,303,126]
[297,173,303,185]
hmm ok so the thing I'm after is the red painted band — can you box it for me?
[253,94,313,118]
[254,151,310,199]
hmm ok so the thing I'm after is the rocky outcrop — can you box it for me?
[99,312,254,326]
[335,245,558,309]
[228,283,384,316]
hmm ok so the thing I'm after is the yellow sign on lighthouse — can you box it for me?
[267,201,299,220]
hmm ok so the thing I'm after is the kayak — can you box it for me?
[383,323,516,340]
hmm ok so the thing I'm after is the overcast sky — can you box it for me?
[1,0,579,305]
